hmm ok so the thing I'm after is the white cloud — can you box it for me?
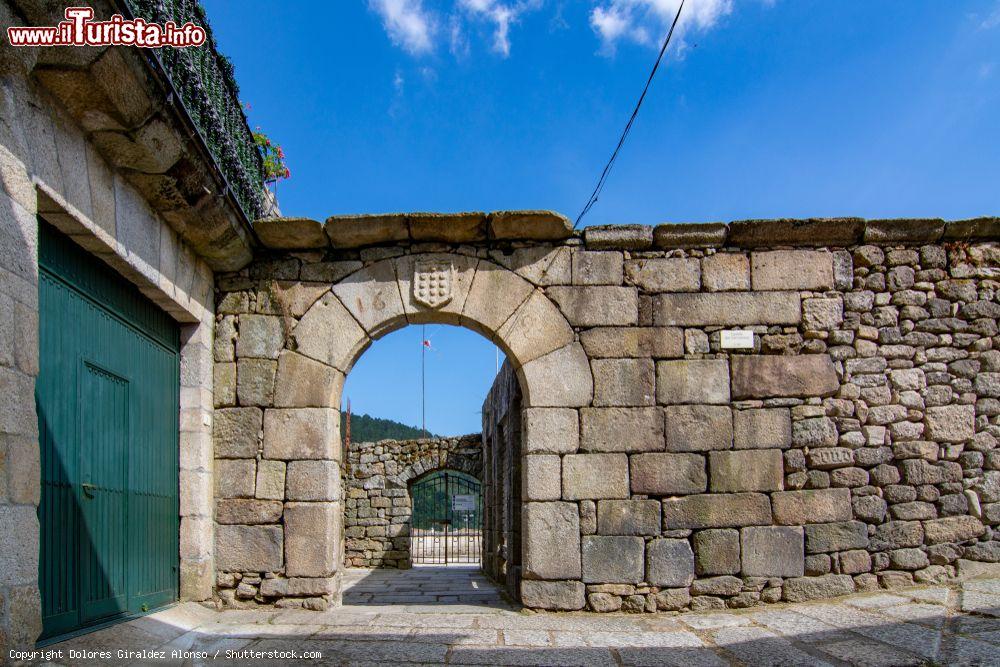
[983,4,1000,29]
[458,0,543,57]
[368,0,435,55]
[589,0,735,53]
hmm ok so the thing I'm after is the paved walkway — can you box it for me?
[26,574,1000,666]
[341,566,512,608]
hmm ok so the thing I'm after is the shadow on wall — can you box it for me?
[39,591,1000,665]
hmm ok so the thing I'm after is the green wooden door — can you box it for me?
[36,221,180,641]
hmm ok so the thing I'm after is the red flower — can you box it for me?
[284,167,290,179]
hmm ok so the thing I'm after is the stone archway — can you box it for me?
[247,252,592,607]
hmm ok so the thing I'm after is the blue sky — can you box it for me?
[204,0,1000,434]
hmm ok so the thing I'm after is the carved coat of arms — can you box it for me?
[412,260,454,309]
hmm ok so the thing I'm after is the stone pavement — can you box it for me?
[341,566,512,608]
[26,574,1000,666]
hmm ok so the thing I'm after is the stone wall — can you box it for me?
[214,214,999,613]
[344,435,482,568]
[481,360,523,599]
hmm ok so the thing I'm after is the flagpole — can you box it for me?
[421,324,426,438]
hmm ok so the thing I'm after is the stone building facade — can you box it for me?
[213,213,1000,613]
[343,435,482,568]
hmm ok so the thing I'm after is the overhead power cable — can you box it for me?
[574,0,687,228]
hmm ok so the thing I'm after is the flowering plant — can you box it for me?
[253,128,290,184]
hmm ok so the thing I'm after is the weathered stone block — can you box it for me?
[656,359,730,404]
[236,358,276,406]
[407,212,486,243]
[804,521,869,553]
[285,502,339,577]
[286,460,341,501]
[214,407,262,458]
[646,538,695,587]
[629,452,707,495]
[325,213,408,247]
[653,222,728,248]
[216,499,283,525]
[522,502,581,579]
[807,447,854,470]
[562,453,629,500]
[730,354,839,399]
[584,224,653,249]
[751,250,834,290]
[591,358,654,406]
[293,292,369,373]
[597,499,660,536]
[923,516,984,544]
[215,524,283,571]
[653,292,801,326]
[870,521,925,551]
[523,454,562,501]
[520,580,585,610]
[772,489,852,525]
[925,405,975,443]
[741,526,804,577]
[734,408,791,449]
[547,286,638,326]
[262,408,339,460]
[579,327,683,358]
[215,459,256,499]
[625,258,700,292]
[694,529,740,575]
[255,459,286,500]
[793,418,839,448]
[236,314,284,359]
[497,288,575,367]
[729,218,865,247]
[580,407,663,453]
[572,250,623,285]
[803,297,843,331]
[488,210,573,241]
[782,574,854,602]
[214,362,236,407]
[274,351,343,408]
[518,343,594,408]
[581,536,645,583]
[709,450,783,492]
[523,408,579,454]
[662,493,772,529]
[701,253,750,291]
[665,405,733,452]
[254,217,327,249]
[332,260,406,337]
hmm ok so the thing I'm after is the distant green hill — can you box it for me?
[341,412,434,443]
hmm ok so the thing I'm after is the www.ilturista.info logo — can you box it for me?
[7,6,206,48]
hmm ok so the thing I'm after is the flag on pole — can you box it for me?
[423,339,432,350]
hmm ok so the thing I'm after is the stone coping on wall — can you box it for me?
[254,214,999,251]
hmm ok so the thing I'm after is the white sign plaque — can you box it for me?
[452,494,477,512]
[720,329,754,349]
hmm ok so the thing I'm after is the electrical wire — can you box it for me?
[574,0,687,228]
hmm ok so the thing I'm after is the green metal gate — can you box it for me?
[36,221,180,641]
[410,470,482,564]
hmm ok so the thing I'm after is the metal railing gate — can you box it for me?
[410,470,482,565]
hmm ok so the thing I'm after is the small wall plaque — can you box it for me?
[720,329,754,349]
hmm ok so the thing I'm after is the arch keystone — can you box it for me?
[395,253,478,325]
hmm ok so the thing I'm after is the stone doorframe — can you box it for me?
[229,253,592,604]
